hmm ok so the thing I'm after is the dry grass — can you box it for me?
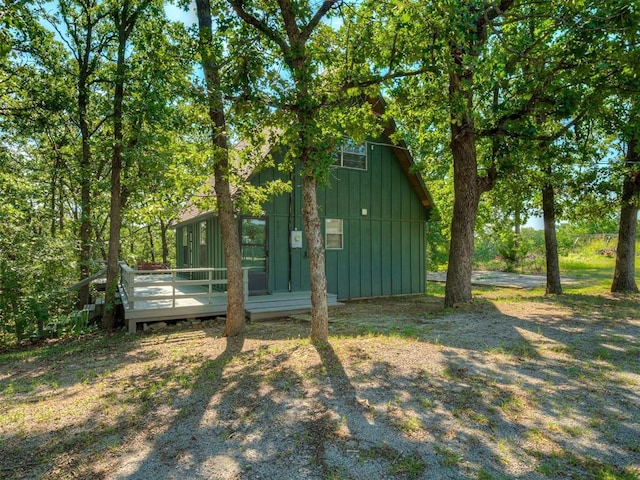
[1,288,639,479]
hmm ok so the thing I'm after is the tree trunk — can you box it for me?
[217,171,245,337]
[443,2,510,306]
[224,0,335,341]
[77,60,92,310]
[102,149,123,330]
[103,8,129,330]
[302,175,329,343]
[147,225,156,263]
[541,167,562,294]
[160,218,169,265]
[612,133,639,293]
[73,1,102,310]
[196,0,245,336]
[513,209,521,267]
[294,68,330,341]
[444,68,482,307]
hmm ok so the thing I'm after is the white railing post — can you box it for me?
[172,270,176,308]
[118,261,132,309]
[208,269,213,304]
[127,267,135,310]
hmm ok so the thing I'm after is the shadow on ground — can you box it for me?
[1,290,639,479]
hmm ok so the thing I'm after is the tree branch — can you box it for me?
[301,0,340,42]
[89,113,113,137]
[482,111,588,143]
[226,0,290,55]
[474,0,515,46]
[342,65,433,90]
[477,0,515,32]
[277,0,301,43]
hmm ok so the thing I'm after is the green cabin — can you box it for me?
[174,120,433,301]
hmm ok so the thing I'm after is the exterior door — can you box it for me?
[241,217,268,294]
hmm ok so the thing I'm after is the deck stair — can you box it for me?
[246,292,343,321]
[69,299,104,323]
[63,298,103,335]
[80,298,105,321]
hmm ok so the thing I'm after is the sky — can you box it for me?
[525,216,544,230]
[164,2,198,26]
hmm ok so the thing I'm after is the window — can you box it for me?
[182,228,190,267]
[333,138,367,170]
[199,221,207,245]
[199,221,207,267]
[325,218,343,250]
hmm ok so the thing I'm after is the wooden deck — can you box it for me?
[118,263,342,333]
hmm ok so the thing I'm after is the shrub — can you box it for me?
[0,224,77,347]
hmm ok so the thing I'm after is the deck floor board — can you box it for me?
[120,273,342,332]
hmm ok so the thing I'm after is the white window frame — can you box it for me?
[333,138,367,171]
[325,218,344,250]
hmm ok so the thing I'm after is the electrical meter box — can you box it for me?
[290,230,303,249]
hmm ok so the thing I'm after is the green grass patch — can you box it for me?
[434,444,463,467]
[323,466,352,480]
[453,407,494,427]
[389,451,427,479]
[0,334,125,364]
[486,341,538,359]
[536,450,639,479]
[478,467,511,480]
[361,443,398,462]
[394,416,422,434]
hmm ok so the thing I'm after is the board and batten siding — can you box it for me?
[175,216,225,279]
[252,137,428,300]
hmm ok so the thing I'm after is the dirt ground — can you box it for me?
[1,290,639,479]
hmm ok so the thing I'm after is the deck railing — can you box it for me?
[118,261,249,310]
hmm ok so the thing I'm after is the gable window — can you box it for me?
[325,218,344,250]
[333,138,367,170]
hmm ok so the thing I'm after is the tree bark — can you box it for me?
[67,1,110,309]
[196,0,245,336]
[77,31,93,310]
[444,66,488,306]
[103,2,138,330]
[612,132,639,293]
[302,175,329,343]
[291,66,330,341]
[541,167,562,294]
[294,69,330,341]
[147,225,156,263]
[442,1,509,306]
[445,129,480,305]
[160,218,169,265]
[217,173,246,337]
[224,0,338,342]
[513,209,521,267]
